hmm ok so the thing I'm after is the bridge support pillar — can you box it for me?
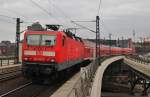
[142,80,150,96]
[129,70,150,96]
[129,73,138,95]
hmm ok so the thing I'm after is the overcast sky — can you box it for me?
[0,0,150,42]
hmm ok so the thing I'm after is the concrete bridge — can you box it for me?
[90,56,150,97]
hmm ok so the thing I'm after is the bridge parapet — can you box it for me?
[67,56,124,97]
[90,56,124,97]
[67,58,99,97]
[69,56,150,97]
[127,55,150,65]
[124,57,150,79]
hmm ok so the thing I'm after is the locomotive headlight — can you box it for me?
[24,57,28,61]
[24,50,36,55]
[43,51,55,56]
[50,59,55,62]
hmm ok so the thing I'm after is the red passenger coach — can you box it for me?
[122,48,133,55]
[111,47,122,55]
[99,45,134,56]
[84,46,93,60]
[100,45,109,56]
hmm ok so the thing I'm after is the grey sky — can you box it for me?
[0,0,149,42]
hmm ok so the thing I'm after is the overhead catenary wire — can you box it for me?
[71,21,96,33]
[70,0,102,33]
[30,0,57,22]
[97,0,102,16]
[97,0,119,40]
[0,14,28,23]
[0,14,16,24]
[0,14,16,19]
[3,8,30,21]
[0,18,15,24]
[0,8,35,25]
[47,0,73,28]
[30,0,68,26]
[48,0,70,20]
[96,0,111,40]
[0,14,34,31]
[30,0,52,16]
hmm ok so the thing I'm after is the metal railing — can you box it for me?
[67,56,113,97]
[0,56,16,66]
[126,55,150,65]
[67,61,95,97]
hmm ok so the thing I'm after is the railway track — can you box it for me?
[0,70,22,82]
[0,82,32,97]
[0,80,64,97]
[0,69,81,97]
[0,61,88,97]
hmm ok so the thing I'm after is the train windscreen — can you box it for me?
[27,34,56,46]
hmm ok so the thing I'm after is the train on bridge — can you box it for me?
[22,23,134,81]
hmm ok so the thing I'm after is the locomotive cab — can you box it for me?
[22,31,60,77]
[23,32,57,63]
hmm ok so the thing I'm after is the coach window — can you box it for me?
[62,36,65,46]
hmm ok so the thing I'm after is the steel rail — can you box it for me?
[0,82,32,97]
[0,70,21,82]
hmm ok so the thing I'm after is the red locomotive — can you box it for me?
[22,23,92,78]
[22,23,134,80]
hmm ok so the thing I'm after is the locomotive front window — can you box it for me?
[41,35,56,46]
[27,34,56,46]
[27,35,40,46]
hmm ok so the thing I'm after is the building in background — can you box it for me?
[0,43,7,55]
[134,39,150,54]
[0,41,15,56]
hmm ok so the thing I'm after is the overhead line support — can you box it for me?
[96,16,100,65]
[15,18,23,64]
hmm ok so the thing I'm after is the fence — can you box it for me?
[127,55,150,65]
[0,56,16,66]
[67,61,96,97]
[67,56,112,97]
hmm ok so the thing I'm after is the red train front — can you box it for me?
[22,24,85,78]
